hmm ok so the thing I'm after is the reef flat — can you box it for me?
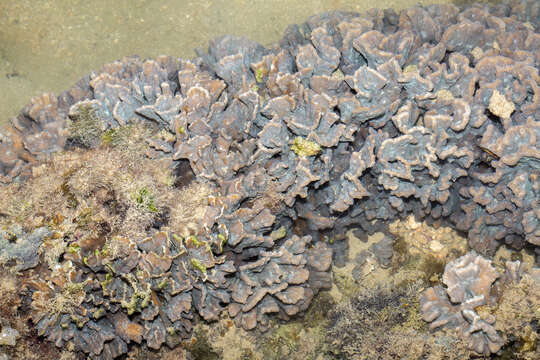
[0,0,539,359]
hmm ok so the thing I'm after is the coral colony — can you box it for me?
[0,0,539,359]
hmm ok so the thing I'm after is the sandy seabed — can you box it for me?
[0,0,466,126]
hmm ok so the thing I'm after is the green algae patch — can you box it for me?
[122,289,151,316]
[100,129,118,145]
[291,137,321,157]
[134,187,158,213]
[254,66,266,83]
[270,226,286,240]
[190,258,207,274]
[157,278,169,290]
[100,272,113,292]
[186,234,212,252]
[101,124,137,147]
[172,233,184,244]
[217,233,228,253]
[92,307,105,320]
[118,274,152,315]
[97,243,111,257]
[403,64,418,73]
[67,243,80,254]
[187,235,203,247]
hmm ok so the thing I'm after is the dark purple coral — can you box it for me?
[0,0,539,358]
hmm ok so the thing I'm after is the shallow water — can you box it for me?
[0,0,467,126]
[0,1,537,359]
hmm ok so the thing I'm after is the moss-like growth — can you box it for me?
[418,255,445,283]
[60,183,78,209]
[291,137,321,157]
[64,282,85,295]
[187,235,204,248]
[258,292,334,360]
[254,66,266,83]
[157,278,169,290]
[68,104,103,148]
[100,129,117,145]
[60,169,79,209]
[133,187,158,213]
[390,230,448,284]
[190,258,207,274]
[67,243,80,254]
[186,327,220,360]
[75,207,94,227]
[122,288,151,316]
[492,272,540,359]
[326,281,469,359]
[332,271,358,299]
[100,125,136,147]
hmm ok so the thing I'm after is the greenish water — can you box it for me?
[0,0,461,126]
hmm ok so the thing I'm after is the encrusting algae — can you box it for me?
[291,137,322,157]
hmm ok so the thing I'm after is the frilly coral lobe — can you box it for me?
[0,0,539,358]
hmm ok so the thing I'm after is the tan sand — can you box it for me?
[0,0,468,126]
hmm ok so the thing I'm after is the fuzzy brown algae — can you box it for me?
[0,0,539,359]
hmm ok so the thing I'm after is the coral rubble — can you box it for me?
[0,0,539,358]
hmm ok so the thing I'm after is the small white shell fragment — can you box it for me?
[0,326,19,346]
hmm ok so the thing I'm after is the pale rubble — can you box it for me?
[0,325,19,346]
